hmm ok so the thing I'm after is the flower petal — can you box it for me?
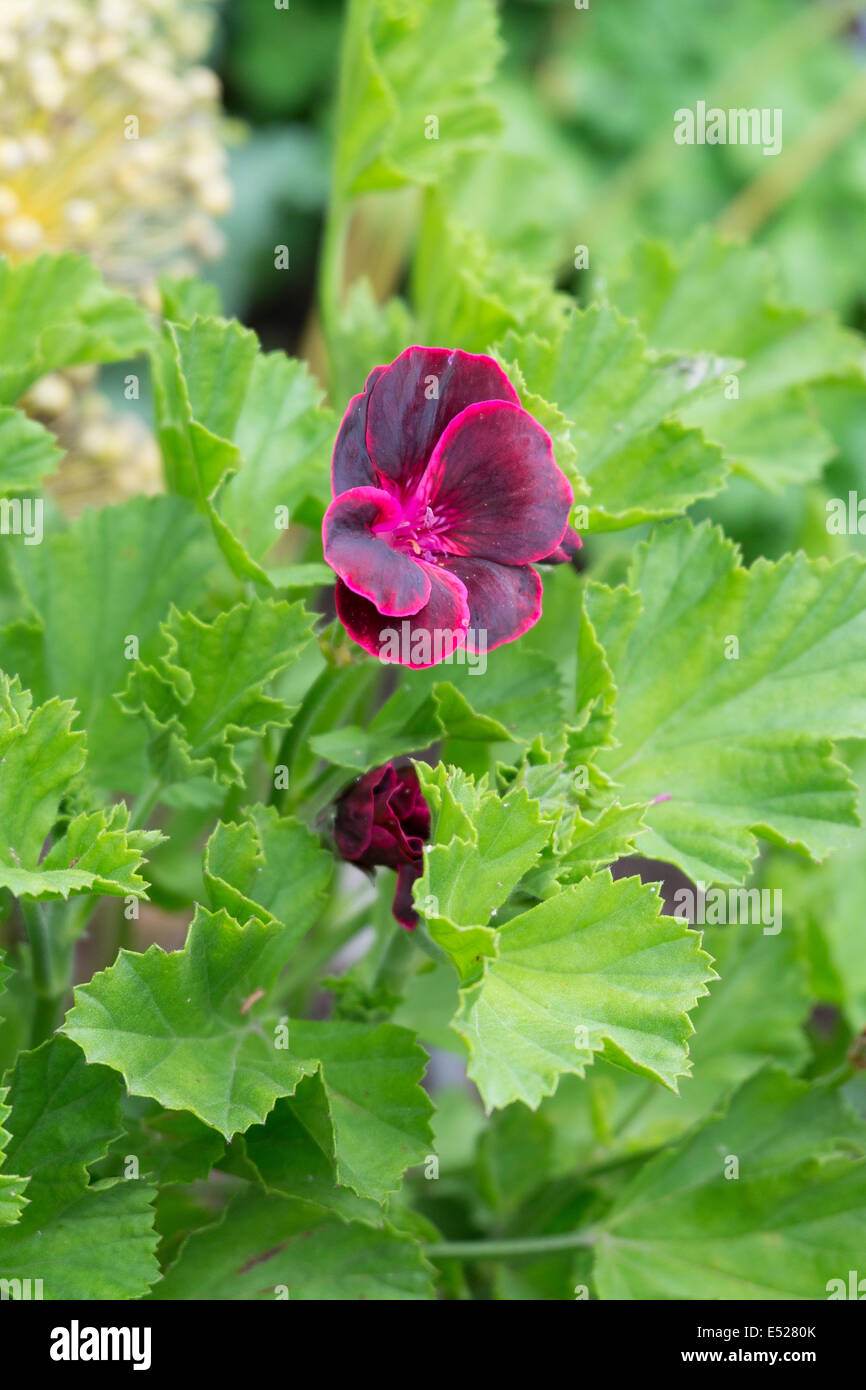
[443,556,543,651]
[541,524,583,565]
[390,765,431,841]
[335,561,470,668]
[323,487,430,616]
[331,365,386,494]
[364,346,520,491]
[420,400,572,564]
[393,862,422,929]
[332,766,384,862]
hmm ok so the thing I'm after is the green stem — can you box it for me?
[412,921,450,968]
[128,778,161,831]
[574,1146,661,1184]
[62,895,97,945]
[21,899,66,1046]
[280,897,375,998]
[21,898,54,996]
[299,764,356,824]
[372,923,416,994]
[817,1058,857,1090]
[319,187,350,350]
[318,0,369,381]
[424,1230,599,1261]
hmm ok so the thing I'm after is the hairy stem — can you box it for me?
[128,778,161,832]
[319,187,350,351]
[424,1230,599,1261]
[280,896,375,999]
[21,899,66,1046]
[372,922,416,994]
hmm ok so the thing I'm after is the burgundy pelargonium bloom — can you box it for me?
[323,346,575,668]
[333,762,430,928]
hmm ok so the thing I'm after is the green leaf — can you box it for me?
[528,572,619,769]
[498,304,731,529]
[0,674,157,901]
[19,803,161,901]
[412,194,567,354]
[310,643,565,776]
[63,905,319,1137]
[415,641,566,749]
[268,562,334,590]
[219,349,335,547]
[476,1105,554,1215]
[5,495,217,793]
[557,802,648,883]
[335,0,502,198]
[0,408,62,493]
[226,1072,383,1224]
[773,748,866,1026]
[606,232,866,489]
[0,674,83,881]
[150,1190,433,1300]
[594,519,866,884]
[118,597,316,793]
[152,314,334,582]
[595,1068,866,1300]
[0,950,9,1016]
[0,253,153,404]
[414,764,555,980]
[454,870,714,1110]
[0,1081,26,1228]
[223,1021,433,1212]
[159,275,223,324]
[564,921,811,1160]
[0,1037,158,1299]
[329,278,415,403]
[204,805,333,954]
[667,921,810,1119]
[309,675,512,773]
[289,1019,434,1204]
[105,1102,225,1187]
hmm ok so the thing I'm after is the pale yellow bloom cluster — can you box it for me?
[22,367,163,512]
[0,0,230,292]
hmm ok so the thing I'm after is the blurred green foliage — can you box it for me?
[211,0,866,325]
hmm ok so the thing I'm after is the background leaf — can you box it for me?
[64,905,319,1137]
[150,1190,433,1300]
[0,254,152,404]
[119,597,316,793]
[594,1068,866,1299]
[0,1037,158,1299]
[594,520,866,883]
[335,0,502,197]
[455,870,714,1110]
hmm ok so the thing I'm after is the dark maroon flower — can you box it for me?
[323,346,574,668]
[543,524,583,566]
[333,762,431,928]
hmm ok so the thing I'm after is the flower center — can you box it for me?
[372,495,450,563]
